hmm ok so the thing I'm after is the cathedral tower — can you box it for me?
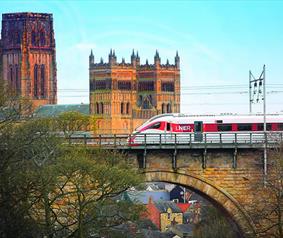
[0,12,57,109]
[89,49,180,134]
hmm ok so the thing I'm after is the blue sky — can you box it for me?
[1,0,283,114]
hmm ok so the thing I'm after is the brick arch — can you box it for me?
[144,170,257,238]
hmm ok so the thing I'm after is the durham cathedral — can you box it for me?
[0,12,180,134]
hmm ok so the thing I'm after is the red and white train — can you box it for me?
[129,113,283,145]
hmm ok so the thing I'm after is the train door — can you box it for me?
[165,122,173,143]
[194,121,203,141]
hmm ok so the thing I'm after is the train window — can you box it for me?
[149,122,161,129]
[278,123,283,130]
[257,123,272,131]
[167,123,171,131]
[194,121,203,132]
[237,124,252,131]
[217,124,232,131]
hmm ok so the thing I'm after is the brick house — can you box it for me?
[146,197,183,232]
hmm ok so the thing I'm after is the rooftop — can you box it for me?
[33,104,89,118]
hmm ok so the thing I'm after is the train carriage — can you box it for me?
[129,113,283,146]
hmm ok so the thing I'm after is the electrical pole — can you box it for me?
[249,65,267,183]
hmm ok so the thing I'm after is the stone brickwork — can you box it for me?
[128,148,272,238]
[0,12,57,109]
[89,49,180,134]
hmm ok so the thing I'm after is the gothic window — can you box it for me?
[31,31,36,46]
[167,103,172,113]
[100,102,104,114]
[9,65,14,90]
[142,98,150,109]
[15,32,21,44]
[148,95,153,105]
[40,65,45,97]
[118,81,131,90]
[126,102,130,114]
[34,64,39,97]
[138,95,143,107]
[162,103,166,113]
[121,102,124,114]
[15,65,20,94]
[94,80,111,90]
[138,81,154,91]
[96,102,99,114]
[40,30,46,46]
[162,82,174,92]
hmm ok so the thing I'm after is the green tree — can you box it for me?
[249,146,283,238]
[193,205,238,238]
[53,111,91,138]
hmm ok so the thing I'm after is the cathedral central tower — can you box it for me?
[89,49,180,134]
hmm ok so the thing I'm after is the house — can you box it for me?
[146,197,183,232]
[170,186,192,203]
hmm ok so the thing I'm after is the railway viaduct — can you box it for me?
[73,132,282,238]
[128,148,265,238]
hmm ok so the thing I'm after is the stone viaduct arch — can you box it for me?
[144,169,257,238]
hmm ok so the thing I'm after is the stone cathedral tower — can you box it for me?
[89,49,180,134]
[0,12,57,109]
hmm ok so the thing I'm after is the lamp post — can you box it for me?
[249,65,267,182]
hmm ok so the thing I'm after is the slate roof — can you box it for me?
[154,201,182,213]
[33,104,90,118]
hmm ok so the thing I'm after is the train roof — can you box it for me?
[142,113,283,126]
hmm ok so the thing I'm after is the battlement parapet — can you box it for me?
[2,12,53,21]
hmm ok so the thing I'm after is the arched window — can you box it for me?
[148,95,152,105]
[100,102,104,114]
[121,102,124,114]
[162,103,166,114]
[15,32,21,44]
[34,64,39,97]
[96,102,99,114]
[31,31,36,46]
[167,103,171,113]
[40,30,45,46]
[40,65,45,97]
[9,66,13,89]
[126,102,130,114]
[138,95,142,107]
[15,65,20,94]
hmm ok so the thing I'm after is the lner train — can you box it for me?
[128,113,283,145]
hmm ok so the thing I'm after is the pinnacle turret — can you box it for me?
[89,49,94,65]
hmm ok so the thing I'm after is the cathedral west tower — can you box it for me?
[0,12,57,108]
